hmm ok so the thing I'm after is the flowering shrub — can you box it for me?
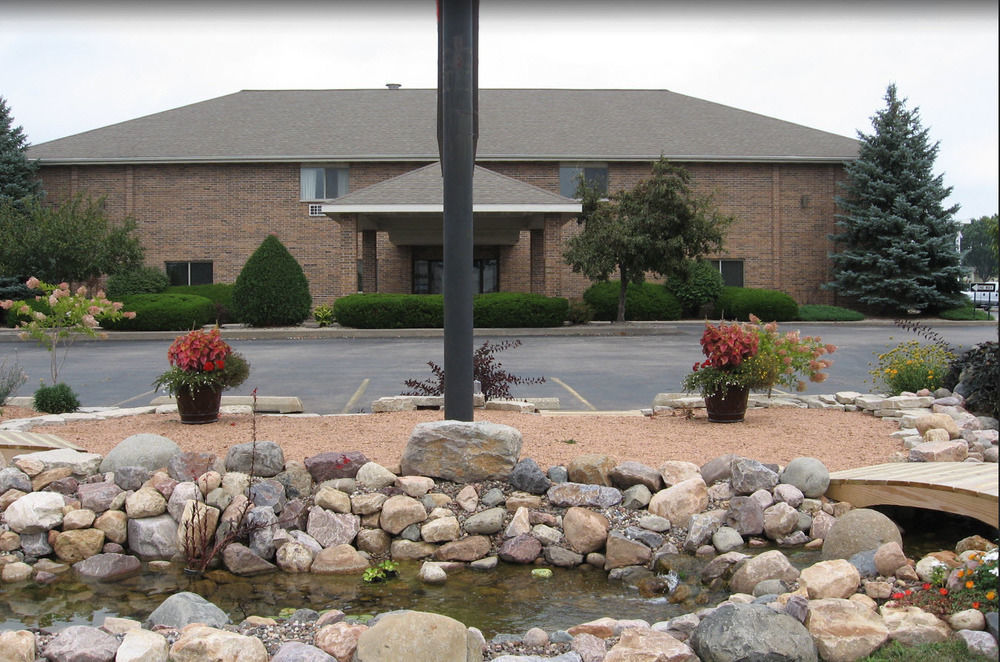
[683,316,835,397]
[869,340,954,395]
[153,328,249,396]
[0,277,135,384]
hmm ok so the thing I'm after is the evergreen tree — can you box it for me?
[564,158,733,322]
[0,96,41,203]
[232,234,312,327]
[828,84,963,314]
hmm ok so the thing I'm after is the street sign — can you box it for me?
[971,282,997,292]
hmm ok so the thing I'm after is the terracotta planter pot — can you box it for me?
[704,386,750,423]
[176,386,223,425]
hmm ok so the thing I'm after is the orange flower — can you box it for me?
[966,580,975,589]
[987,591,997,601]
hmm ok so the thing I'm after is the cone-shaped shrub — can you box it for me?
[232,235,312,327]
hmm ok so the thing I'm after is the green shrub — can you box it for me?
[166,284,235,324]
[797,304,865,321]
[104,267,169,299]
[232,235,311,327]
[583,281,682,321]
[945,342,999,418]
[474,293,568,328]
[334,294,444,329]
[333,293,570,328]
[101,294,215,331]
[711,287,798,322]
[3,294,49,328]
[313,304,334,327]
[665,260,724,316]
[566,299,595,325]
[33,382,80,414]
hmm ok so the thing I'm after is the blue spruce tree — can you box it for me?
[828,84,963,314]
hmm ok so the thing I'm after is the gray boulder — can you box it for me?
[509,458,551,495]
[0,467,31,493]
[146,591,230,629]
[126,514,179,560]
[691,603,817,662]
[166,451,218,482]
[73,553,142,581]
[271,641,336,662]
[99,433,180,473]
[401,420,522,483]
[225,440,285,477]
[779,457,830,498]
[354,610,481,661]
[821,508,902,560]
[729,457,779,495]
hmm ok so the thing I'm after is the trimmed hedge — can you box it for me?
[166,284,235,324]
[583,281,682,321]
[474,293,568,328]
[333,292,570,329]
[334,294,444,329]
[232,235,311,327]
[711,287,798,322]
[797,304,865,321]
[105,267,169,299]
[101,294,216,331]
[665,260,724,316]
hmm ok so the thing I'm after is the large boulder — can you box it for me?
[147,591,230,629]
[606,628,697,662]
[566,454,616,486]
[169,625,268,662]
[779,457,830,498]
[225,440,285,477]
[508,458,551,494]
[304,451,369,482]
[806,598,888,662]
[729,550,800,595]
[3,491,65,533]
[691,603,817,662]
[821,508,902,561]
[100,433,180,473]
[799,559,861,599]
[354,611,482,661]
[648,477,708,527]
[42,625,119,662]
[563,506,610,554]
[401,421,522,483]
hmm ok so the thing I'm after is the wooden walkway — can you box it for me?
[827,462,999,528]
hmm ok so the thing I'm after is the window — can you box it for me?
[559,164,608,198]
[709,259,744,288]
[308,204,324,217]
[165,261,213,286]
[413,258,499,294]
[300,166,348,200]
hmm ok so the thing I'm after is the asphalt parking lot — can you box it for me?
[2,321,994,414]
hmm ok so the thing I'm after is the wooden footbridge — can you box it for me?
[828,462,999,528]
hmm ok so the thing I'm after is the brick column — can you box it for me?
[335,215,359,296]
[542,214,566,296]
[361,230,377,292]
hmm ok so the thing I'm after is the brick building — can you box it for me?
[27,88,858,306]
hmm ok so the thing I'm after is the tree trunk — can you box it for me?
[616,273,628,323]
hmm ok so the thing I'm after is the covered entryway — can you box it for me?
[322,163,581,297]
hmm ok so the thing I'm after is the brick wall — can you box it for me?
[38,158,846,306]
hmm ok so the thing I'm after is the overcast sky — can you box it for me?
[2,1,997,219]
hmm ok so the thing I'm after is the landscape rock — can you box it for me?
[547,482,622,508]
[822,508,902,560]
[691,603,817,662]
[434,536,491,562]
[355,462,398,490]
[3,491,65,533]
[126,514,178,560]
[729,549,800,594]
[509,458,551,494]
[463,507,507,535]
[306,507,360,548]
[225,440,285,477]
[609,460,662,492]
[606,627,697,662]
[169,625,268,662]
[311,543,369,574]
[805,598,888,662]
[147,591,230,628]
[779,457,830,498]
[880,606,952,645]
[304,451,368,482]
[379,495,427,535]
[354,610,482,662]
[729,457,779,495]
[42,625,119,662]
[563,507,610,554]
[113,629,168,662]
[76,481,123,514]
[401,420,522,483]
[566,454,616,486]
[222,542,278,575]
[166,451,217,483]
[799,559,861,599]
[648,477,708,528]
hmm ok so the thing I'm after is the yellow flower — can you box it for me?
[965,580,975,589]
[987,590,997,601]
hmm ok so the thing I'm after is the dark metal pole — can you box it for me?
[438,0,478,421]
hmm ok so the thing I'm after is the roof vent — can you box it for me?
[386,83,402,90]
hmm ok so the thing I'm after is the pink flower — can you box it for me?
[112,301,123,311]
[88,306,102,315]
[81,314,97,328]
[58,282,69,291]
[34,311,47,321]
[76,286,87,296]
[48,295,59,306]
[0,300,12,310]
[26,277,40,289]
[124,311,137,319]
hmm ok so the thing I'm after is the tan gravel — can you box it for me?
[2,405,901,473]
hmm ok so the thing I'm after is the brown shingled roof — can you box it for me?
[27,88,859,164]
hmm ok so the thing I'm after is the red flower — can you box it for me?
[939,588,948,596]
[973,601,981,609]
[922,583,931,590]
[203,361,215,371]
[904,589,912,596]
[891,592,904,599]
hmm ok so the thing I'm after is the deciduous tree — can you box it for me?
[563,158,732,322]
[961,214,999,281]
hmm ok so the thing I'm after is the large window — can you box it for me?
[413,258,499,294]
[165,261,213,286]
[559,163,608,198]
[300,166,349,200]
[710,259,744,287]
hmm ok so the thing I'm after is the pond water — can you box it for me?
[1,508,991,636]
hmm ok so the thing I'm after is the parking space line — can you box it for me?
[342,378,370,414]
[550,377,597,411]
[112,390,157,408]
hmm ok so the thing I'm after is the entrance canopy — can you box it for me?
[322,163,581,244]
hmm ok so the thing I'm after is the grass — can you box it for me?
[797,304,865,321]
[860,639,994,662]
[939,306,993,321]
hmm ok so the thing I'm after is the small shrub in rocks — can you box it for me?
[33,382,80,414]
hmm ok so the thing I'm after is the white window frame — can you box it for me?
[300,165,349,201]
